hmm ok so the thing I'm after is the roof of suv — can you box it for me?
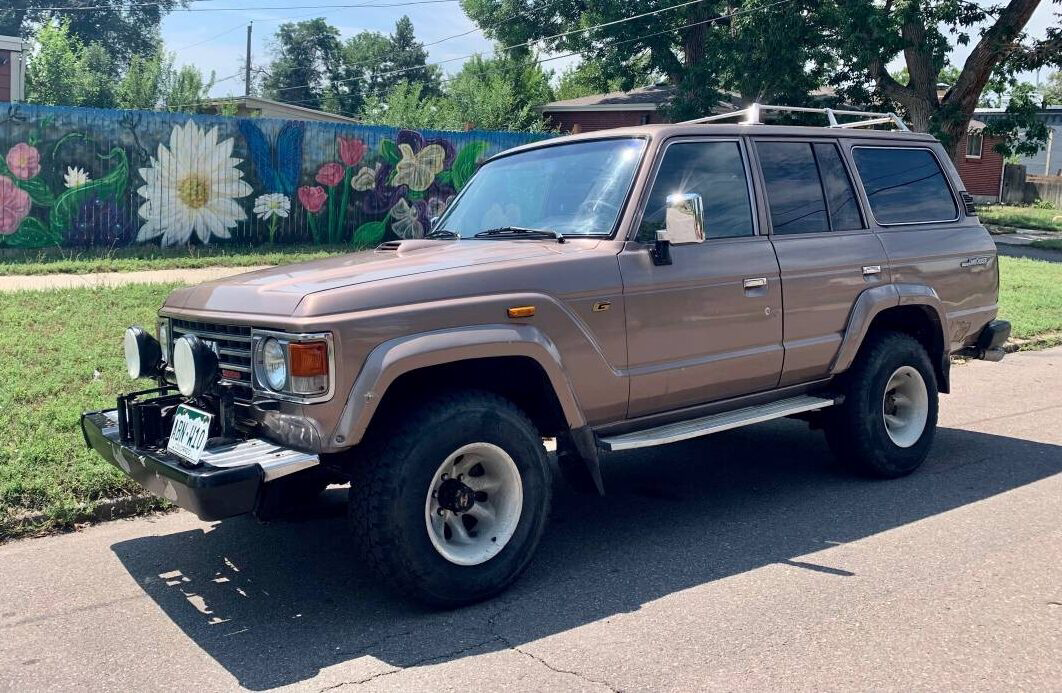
[496,123,939,160]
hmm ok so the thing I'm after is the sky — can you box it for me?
[156,0,1060,100]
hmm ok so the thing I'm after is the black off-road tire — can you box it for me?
[348,390,551,608]
[824,331,939,478]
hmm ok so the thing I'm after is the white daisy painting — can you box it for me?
[136,121,253,246]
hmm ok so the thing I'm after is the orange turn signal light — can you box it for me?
[289,341,329,377]
[507,305,536,319]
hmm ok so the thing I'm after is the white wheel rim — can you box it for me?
[424,442,523,566]
[882,365,929,448]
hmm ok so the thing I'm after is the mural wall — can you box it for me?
[0,102,547,249]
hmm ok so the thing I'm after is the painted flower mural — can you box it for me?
[0,176,31,234]
[136,121,253,246]
[0,102,545,250]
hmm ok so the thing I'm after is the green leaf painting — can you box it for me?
[50,147,129,238]
[3,216,62,248]
[451,141,488,190]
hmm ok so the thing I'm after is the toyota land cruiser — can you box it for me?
[82,105,1010,606]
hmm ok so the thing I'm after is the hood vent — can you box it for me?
[375,240,403,253]
[960,192,977,216]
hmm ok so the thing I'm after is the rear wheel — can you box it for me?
[348,390,551,607]
[825,332,938,478]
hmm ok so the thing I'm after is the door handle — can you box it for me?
[743,277,768,289]
[862,265,882,276]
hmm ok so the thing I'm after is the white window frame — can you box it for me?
[966,132,983,159]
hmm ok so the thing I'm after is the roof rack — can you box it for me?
[681,103,910,131]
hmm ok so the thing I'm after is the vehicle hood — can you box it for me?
[162,239,591,316]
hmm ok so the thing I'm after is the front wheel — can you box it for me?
[824,332,938,478]
[348,390,551,607]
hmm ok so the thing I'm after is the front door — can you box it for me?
[620,138,784,418]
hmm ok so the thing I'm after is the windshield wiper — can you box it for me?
[424,228,460,239]
[472,226,565,243]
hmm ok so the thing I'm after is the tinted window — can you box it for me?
[757,142,829,234]
[638,141,754,242]
[853,147,958,224]
[813,143,864,231]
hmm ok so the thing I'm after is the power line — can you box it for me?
[38,0,459,12]
[271,0,728,95]
[236,0,794,116]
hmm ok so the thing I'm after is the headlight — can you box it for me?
[123,326,162,380]
[261,338,287,391]
[252,331,333,401]
[173,335,218,398]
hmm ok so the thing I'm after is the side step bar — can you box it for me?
[599,395,837,452]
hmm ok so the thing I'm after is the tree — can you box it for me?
[343,16,444,102]
[116,52,168,109]
[262,18,361,114]
[163,64,215,113]
[446,53,554,130]
[1043,71,1062,104]
[25,21,85,106]
[359,81,460,129]
[822,0,1058,156]
[80,42,118,109]
[1,0,183,71]
[556,61,624,101]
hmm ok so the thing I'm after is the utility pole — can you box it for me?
[244,22,253,97]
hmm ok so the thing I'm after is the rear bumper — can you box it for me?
[957,319,1011,362]
[80,409,319,521]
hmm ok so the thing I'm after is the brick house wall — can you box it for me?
[545,109,667,133]
[0,49,11,102]
[954,130,1004,202]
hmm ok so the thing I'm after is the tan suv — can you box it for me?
[83,105,1010,606]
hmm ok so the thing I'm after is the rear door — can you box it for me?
[619,137,783,417]
[751,138,890,386]
[848,144,999,350]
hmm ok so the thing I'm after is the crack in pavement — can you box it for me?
[317,636,503,690]
[485,602,622,692]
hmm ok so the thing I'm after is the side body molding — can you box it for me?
[830,283,948,376]
[331,324,586,447]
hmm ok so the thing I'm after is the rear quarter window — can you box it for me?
[852,147,958,224]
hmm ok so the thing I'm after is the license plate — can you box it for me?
[167,405,213,463]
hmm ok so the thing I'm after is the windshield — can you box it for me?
[437,138,646,238]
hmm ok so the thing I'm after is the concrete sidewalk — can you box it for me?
[0,266,270,293]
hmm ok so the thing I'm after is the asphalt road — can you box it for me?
[2,348,1060,692]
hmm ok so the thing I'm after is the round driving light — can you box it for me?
[261,338,287,391]
[123,326,162,380]
[173,335,218,398]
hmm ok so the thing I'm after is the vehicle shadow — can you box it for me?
[110,420,1062,690]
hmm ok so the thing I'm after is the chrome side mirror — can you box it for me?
[664,192,705,244]
[652,192,704,266]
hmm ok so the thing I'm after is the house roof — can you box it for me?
[0,35,24,52]
[539,85,676,112]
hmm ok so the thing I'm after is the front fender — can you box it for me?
[330,324,586,447]
[830,283,948,375]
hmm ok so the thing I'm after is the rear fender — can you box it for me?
[831,283,948,377]
[331,324,586,447]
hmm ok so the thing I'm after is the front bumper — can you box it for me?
[80,409,319,521]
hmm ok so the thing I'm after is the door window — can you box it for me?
[852,147,958,224]
[757,142,829,234]
[638,141,755,242]
[813,143,864,231]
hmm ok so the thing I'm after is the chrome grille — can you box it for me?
[170,319,253,390]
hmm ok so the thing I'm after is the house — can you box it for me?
[538,85,675,133]
[953,119,1006,204]
[0,35,25,103]
[977,105,1061,177]
[199,96,360,124]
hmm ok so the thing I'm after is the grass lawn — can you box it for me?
[2,256,1060,539]
[977,205,1062,233]
[998,256,1062,342]
[0,284,177,539]
[1030,238,1062,252]
[0,244,357,276]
